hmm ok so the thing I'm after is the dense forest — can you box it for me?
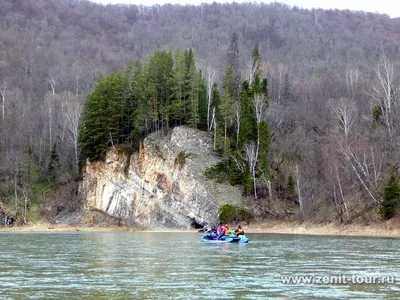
[1,0,400,224]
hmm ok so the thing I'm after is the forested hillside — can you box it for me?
[1,0,400,223]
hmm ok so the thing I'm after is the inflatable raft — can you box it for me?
[202,233,249,243]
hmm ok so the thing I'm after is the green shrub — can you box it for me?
[218,204,253,224]
[175,152,199,170]
[372,105,383,123]
[26,202,41,224]
[175,151,186,169]
[204,162,228,182]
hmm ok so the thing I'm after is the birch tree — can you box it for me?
[0,80,6,121]
[368,60,398,137]
[204,65,216,131]
[244,141,258,199]
[296,164,303,215]
[245,58,258,87]
[336,136,382,204]
[332,98,357,139]
[64,98,82,171]
[46,73,59,95]
[233,101,241,146]
[245,44,261,87]
[252,93,267,154]
[345,68,360,99]
[44,93,55,151]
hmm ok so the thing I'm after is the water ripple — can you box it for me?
[0,232,400,299]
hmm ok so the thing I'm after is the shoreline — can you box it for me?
[244,220,400,238]
[1,220,400,238]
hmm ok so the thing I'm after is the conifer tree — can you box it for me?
[187,60,200,127]
[170,50,186,126]
[106,71,125,147]
[48,143,60,185]
[380,170,400,219]
[79,74,110,166]
[227,32,240,99]
[242,163,253,195]
[198,71,208,130]
[220,67,234,155]
[133,61,152,136]
[147,50,174,131]
[121,64,136,144]
[238,81,256,149]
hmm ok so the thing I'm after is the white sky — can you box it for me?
[90,0,400,18]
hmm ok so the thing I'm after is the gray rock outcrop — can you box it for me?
[80,126,242,229]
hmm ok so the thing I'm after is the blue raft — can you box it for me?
[202,233,249,243]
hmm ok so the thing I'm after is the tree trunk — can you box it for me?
[253,168,257,199]
[296,164,303,215]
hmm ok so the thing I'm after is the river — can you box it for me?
[0,232,399,299]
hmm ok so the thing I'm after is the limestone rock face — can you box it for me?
[80,126,242,229]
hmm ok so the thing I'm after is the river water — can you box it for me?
[0,232,399,299]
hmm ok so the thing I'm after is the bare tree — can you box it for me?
[252,93,267,154]
[46,73,59,95]
[345,68,360,99]
[64,96,82,171]
[211,107,217,150]
[332,98,357,139]
[44,93,55,150]
[204,65,216,131]
[334,163,349,220]
[274,64,289,105]
[244,57,258,87]
[296,164,303,215]
[233,101,241,146]
[244,141,258,199]
[336,135,382,204]
[368,60,398,137]
[0,80,6,121]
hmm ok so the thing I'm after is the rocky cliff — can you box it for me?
[80,126,243,229]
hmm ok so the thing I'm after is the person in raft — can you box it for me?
[234,225,244,236]
[217,223,231,240]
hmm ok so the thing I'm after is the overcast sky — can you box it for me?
[90,0,400,18]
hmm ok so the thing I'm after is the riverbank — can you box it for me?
[244,219,400,238]
[2,219,400,238]
[0,222,194,233]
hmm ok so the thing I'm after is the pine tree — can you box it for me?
[380,171,400,219]
[48,143,60,185]
[133,61,152,136]
[187,60,200,127]
[147,50,174,132]
[227,32,240,99]
[238,82,256,150]
[242,163,253,195]
[120,64,136,145]
[78,74,110,166]
[228,158,242,185]
[220,67,234,155]
[106,71,125,147]
[252,44,260,73]
[197,71,208,130]
[170,50,186,126]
